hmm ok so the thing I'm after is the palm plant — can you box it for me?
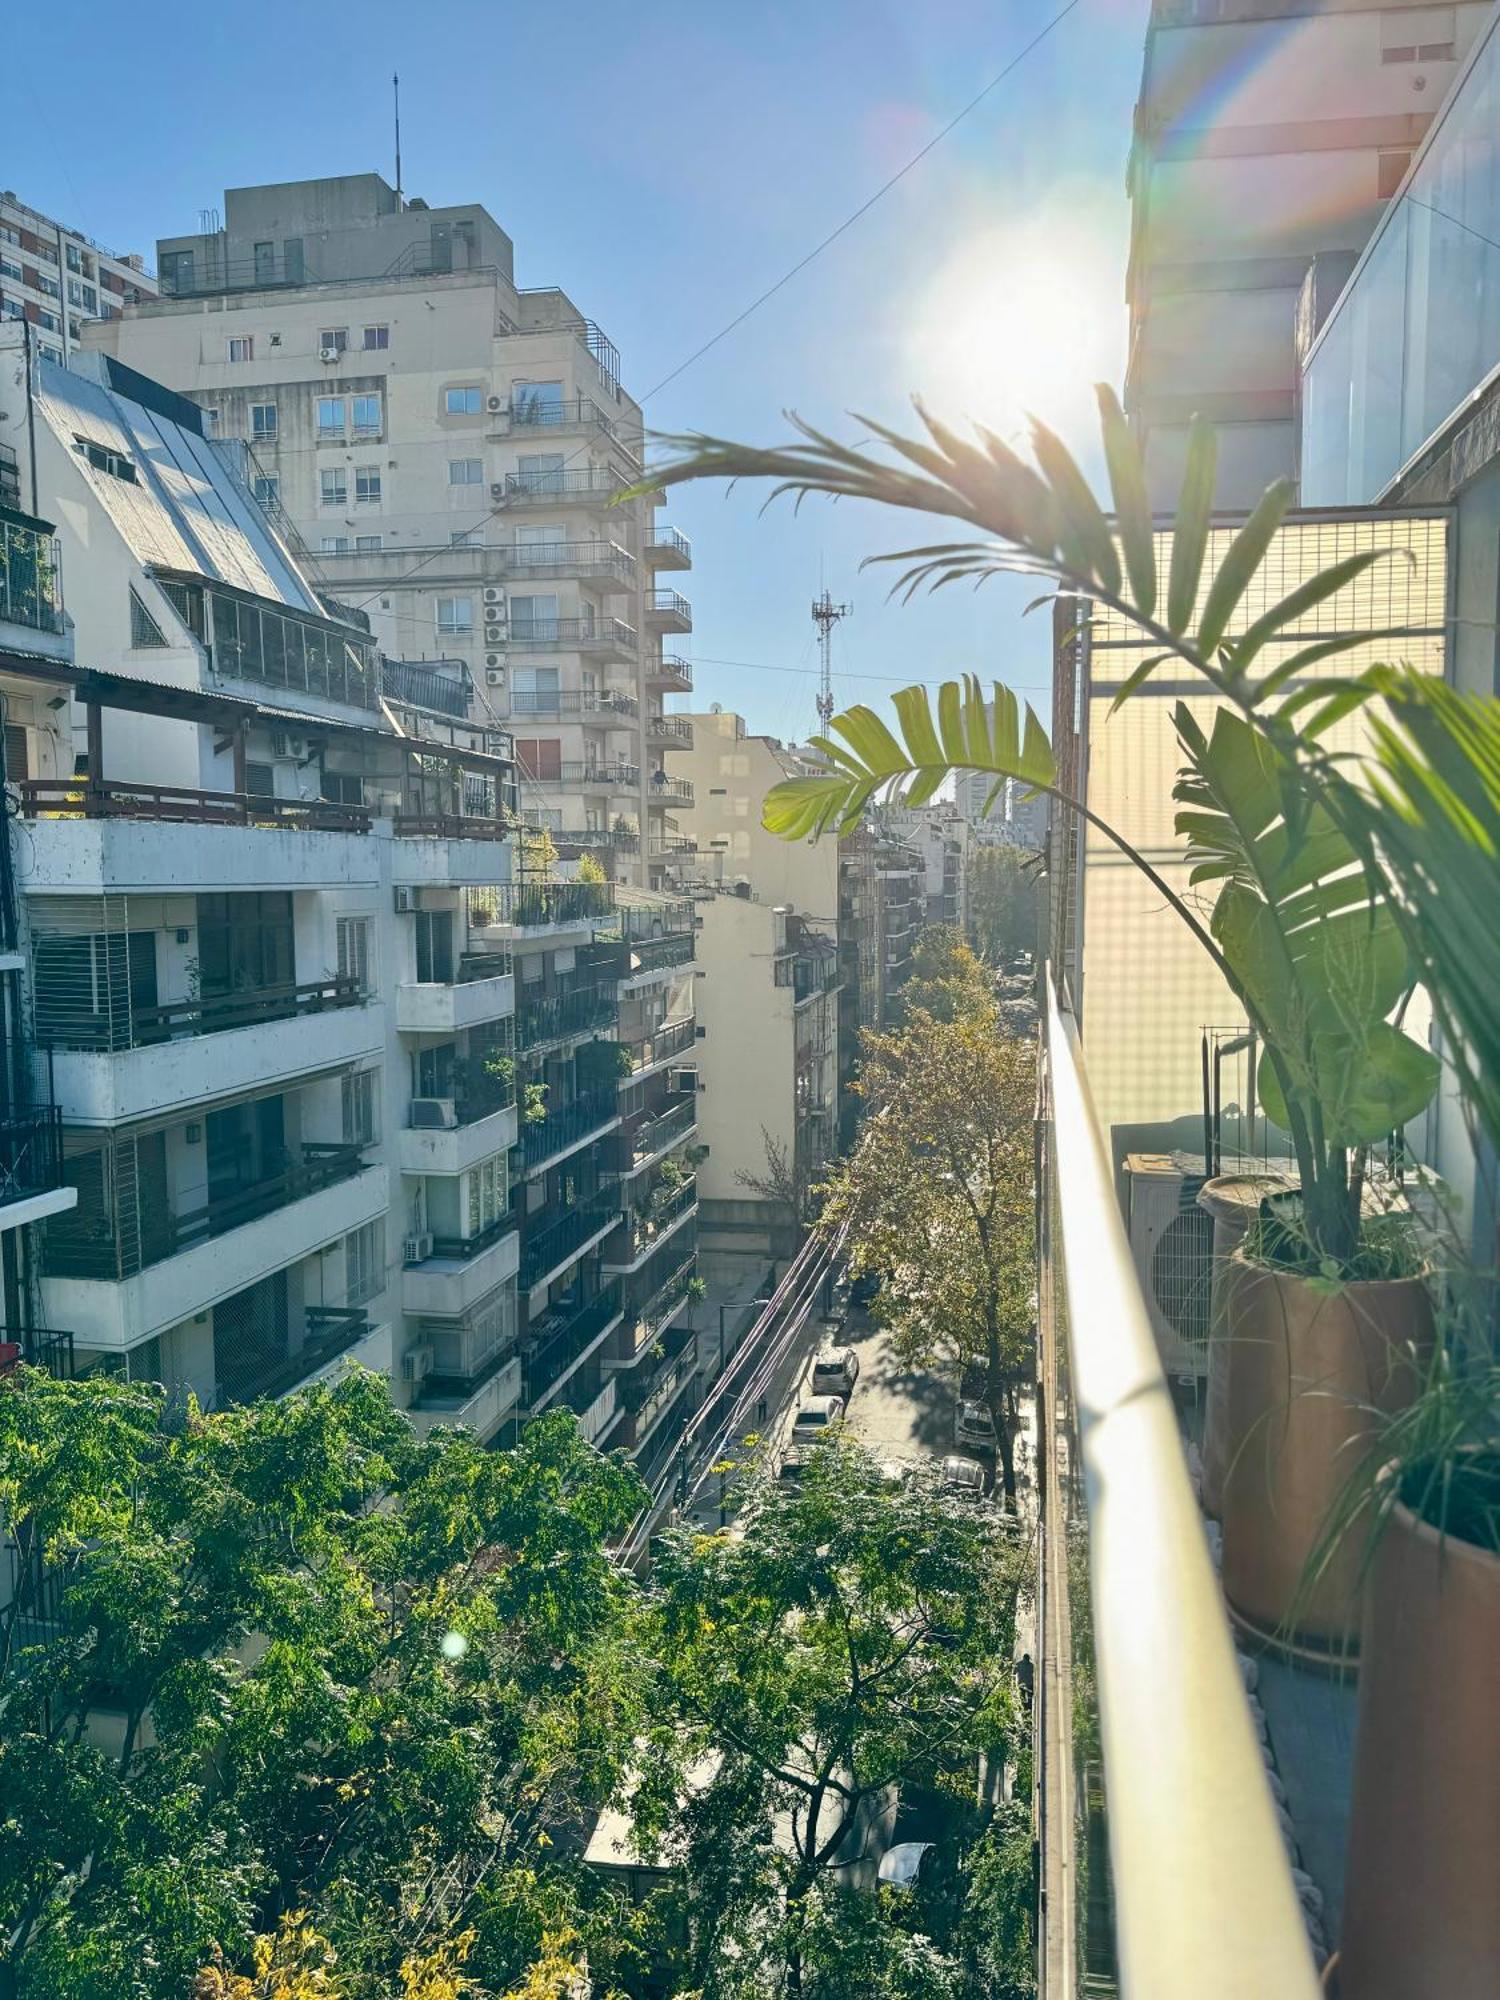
[636,389,1456,1268]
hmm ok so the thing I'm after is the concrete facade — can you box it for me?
[0,189,157,372]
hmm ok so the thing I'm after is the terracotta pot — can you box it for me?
[1338,1491,1500,1998]
[1218,1259,1432,1653]
[1198,1175,1287,1518]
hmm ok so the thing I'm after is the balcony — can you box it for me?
[499,541,636,592]
[627,1329,700,1444]
[483,880,616,933]
[1035,978,1322,1996]
[624,1017,697,1077]
[19,777,369,834]
[399,1054,518,1178]
[621,931,695,980]
[644,526,692,571]
[222,1306,383,1407]
[606,1175,698,1274]
[646,590,693,634]
[519,1188,621,1291]
[623,1238,698,1343]
[622,1097,697,1177]
[608,899,696,945]
[498,469,627,507]
[492,394,622,443]
[553,825,641,857]
[516,761,640,794]
[648,655,694,692]
[521,1280,625,1408]
[646,713,694,751]
[408,1352,523,1441]
[402,1211,521,1320]
[382,657,472,719]
[501,617,638,658]
[647,833,698,858]
[0,1104,71,1229]
[0,515,64,641]
[515,984,618,1051]
[522,1089,621,1173]
[564,1373,620,1444]
[396,960,515,1036]
[648,774,694,805]
[503,689,638,723]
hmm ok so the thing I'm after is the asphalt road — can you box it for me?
[835,1309,962,1467]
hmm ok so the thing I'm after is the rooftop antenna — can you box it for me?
[811,589,850,733]
[393,72,403,208]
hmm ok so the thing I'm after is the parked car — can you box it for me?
[939,1455,989,1501]
[811,1347,860,1398]
[878,1842,938,1890]
[791,1395,846,1444]
[954,1399,998,1455]
[777,1450,810,1487]
[849,1269,882,1307]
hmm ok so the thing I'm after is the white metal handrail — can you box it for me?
[1042,975,1318,1998]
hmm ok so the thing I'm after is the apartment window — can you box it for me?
[0,226,17,248]
[34,273,60,301]
[80,284,96,312]
[448,457,484,486]
[40,346,61,365]
[323,771,364,806]
[320,468,348,507]
[344,1215,384,1303]
[362,323,389,350]
[509,593,558,638]
[451,528,483,547]
[445,386,483,415]
[321,536,351,554]
[512,379,563,420]
[0,256,20,284]
[466,1155,506,1238]
[354,466,382,504]
[200,408,220,436]
[356,533,383,551]
[436,596,473,634]
[415,909,455,984]
[227,335,254,363]
[351,393,382,436]
[67,279,84,307]
[316,396,345,437]
[1,301,25,321]
[250,402,277,440]
[515,738,562,781]
[319,326,348,353]
[36,309,58,333]
[65,243,82,272]
[253,474,280,506]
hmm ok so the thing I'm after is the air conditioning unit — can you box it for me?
[484,624,505,645]
[486,393,504,413]
[484,652,503,670]
[403,1235,433,1268]
[402,1340,435,1381]
[1124,1153,1214,1381]
[669,1065,701,1094]
[483,730,509,756]
[319,344,341,363]
[485,669,505,687]
[482,586,505,605]
[269,729,298,758]
[393,886,419,914]
[490,482,506,500]
[410,1097,458,1130]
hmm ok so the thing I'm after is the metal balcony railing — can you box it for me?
[612,1176,698,1264]
[500,394,619,438]
[500,469,626,505]
[624,1097,696,1171]
[606,899,696,945]
[1036,975,1320,1998]
[0,517,63,635]
[486,880,616,928]
[499,541,636,587]
[519,1188,621,1289]
[646,526,692,564]
[0,1329,76,1379]
[646,713,694,748]
[647,590,693,627]
[624,1018,697,1073]
[0,1106,65,1207]
[504,689,637,721]
[516,985,618,1050]
[382,657,472,719]
[502,617,638,654]
[522,1090,619,1170]
[522,1280,623,1405]
[650,655,694,686]
[625,1237,698,1338]
[222,1306,373,1404]
[648,774,694,804]
[624,932,695,976]
[427,1209,520,1265]
[517,761,640,792]
[19,778,369,833]
[36,975,364,1055]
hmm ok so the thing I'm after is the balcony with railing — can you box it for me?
[606,1174,698,1274]
[521,1280,624,1407]
[607,899,696,945]
[1035,977,1323,1998]
[521,1089,621,1172]
[648,654,694,692]
[396,954,515,1036]
[499,540,636,592]
[499,468,626,506]
[552,824,641,856]
[647,832,698,858]
[480,880,616,931]
[622,931,695,979]
[621,1234,699,1347]
[648,773,695,805]
[519,1187,622,1290]
[561,1371,620,1444]
[503,688,637,723]
[622,1096,697,1178]
[493,394,621,442]
[0,1328,76,1379]
[500,617,638,656]
[646,712,694,750]
[19,777,369,833]
[0,1104,67,1217]
[516,760,640,793]
[624,1328,700,1445]
[644,526,692,571]
[516,983,618,1051]
[382,657,472,719]
[646,590,693,634]
[0,514,64,639]
[624,1017,697,1076]
[220,1304,379,1406]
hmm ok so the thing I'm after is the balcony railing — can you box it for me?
[519,1188,621,1289]
[0,1329,76,1379]
[623,932,695,977]
[627,1239,698,1339]
[485,880,616,928]
[1036,976,1320,1997]
[645,526,692,565]
[426,1209,520,1266]
[646,713,694,748]
[46,1142,367,1282]
[499,541,636,588]
[624,1096,696,1172]
[504,690,637,721]
[499,394,619,438]
[499,469,626,505]
[625,1018,697,1074]
[612,1175,698,1264]
[552,826,640,855]
[516,761,640,792]
[18,778,369,833]
[391,812,510,841]
[648,774,695,804]
[522,1280,623,1404]
[501,617,638,654]
[516,985,618,1050]
[628,1330,700,1437]
[606,899,696,945]
[522,1089,619,1170]
[0,517,64,636]
[0,1106,65,1206]
[647,834,698,857]
[647,590,693,629]
[650,655,694,687]
[37,975,364,1055]
[219,1306,373,1405]
[382,657,472,719]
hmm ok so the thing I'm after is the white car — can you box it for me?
[811,1347,860,1398]
[791,1394,846,1444]
[939,1455,989,1501]
[954,1399,998,1455]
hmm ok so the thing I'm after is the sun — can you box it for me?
[904,202,1126,445]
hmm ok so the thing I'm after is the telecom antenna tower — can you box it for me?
[811,589,850,732]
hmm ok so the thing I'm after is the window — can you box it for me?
[448,457,484,486]
[129,589,168,648]
[73,435,138,483]
[436,596,473,634]
[337,916,371,993]
[451,528,483,547]
[415,909,455,985]
[250,402,277,439]
[320,468,347,507]
[354,466,381,504]
[445,386,483,415]
[517,451,566,493]
[65,243,82,272]
[200,408,220,436]
[512,380,563,421]
[344,1215,384,1302]
[36,309,58,333]
[320,536,351,554]
[227,334,254,363]
[0,256,20,284]
[323,771,364,805]
[509,593,558,638]
[515,738,562,781]
[356,533,383,551]
[465,1155,507,1238]
[362,323,389,350]
[67,279,84,307]
[1,301,25,321]
[80,284,96,312]
[316,396,345,437]
[351,393,382,436]
[318,326,348,353]
[253,474,280,506]
[34,273,60,301]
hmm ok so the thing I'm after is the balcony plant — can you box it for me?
[640,391,1450,1646]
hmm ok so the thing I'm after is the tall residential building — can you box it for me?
[1125,0,1489,506]
[83,173,695,892]
[0,328,701,1469]
[0,190,158,368]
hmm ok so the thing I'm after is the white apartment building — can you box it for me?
[0,190,157,370]
[0,328,702,1459]
[84,174,696,891]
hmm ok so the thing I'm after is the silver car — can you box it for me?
[954,1399,998,1456]
[811,1347,860,1398]
[790,1394,846,1444]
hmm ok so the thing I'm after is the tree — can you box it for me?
[635,1439,1027,1996]
[819,1001,1035,1500]
[966,847,1040,969]
[575,851,608,887]
[903,926,994,1022]
[0,1371,646,2000]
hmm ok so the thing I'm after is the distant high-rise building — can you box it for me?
[0,190,158,367]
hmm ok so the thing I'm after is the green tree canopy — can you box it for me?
[966,847,1041,969]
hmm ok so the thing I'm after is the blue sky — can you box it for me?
[9,0,1144,738]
